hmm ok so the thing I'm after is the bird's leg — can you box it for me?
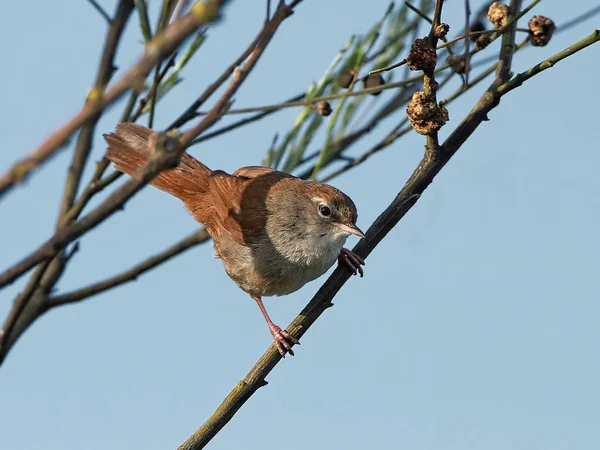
[252,296,300,357]
[338,248,365,277]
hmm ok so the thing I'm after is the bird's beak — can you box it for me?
[335,222,366,239]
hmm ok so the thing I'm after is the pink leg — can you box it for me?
[252,296,300,357]
[338,248,365,277]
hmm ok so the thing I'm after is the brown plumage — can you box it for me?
[104,123,365,356]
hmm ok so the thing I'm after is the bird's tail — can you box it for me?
[103,123,212,200]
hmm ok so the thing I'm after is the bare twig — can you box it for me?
[422,0,445,154]
[49,229,211,306]
[86,0,113,24]
[369,58,407,74]
[190,93,305,146]
[169,13,268,129]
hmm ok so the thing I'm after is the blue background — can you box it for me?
[1,1,599,449]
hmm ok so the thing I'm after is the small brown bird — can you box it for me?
[104,123,365,356]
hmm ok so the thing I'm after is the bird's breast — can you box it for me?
[214,230,347,298]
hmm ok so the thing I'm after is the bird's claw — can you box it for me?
[338,248,365,277]
[269,324,300,357]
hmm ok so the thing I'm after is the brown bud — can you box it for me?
[406,91,449,135]
[434,23,450,39]
[469,21,486,41]
[475,34,492,50]
[529,16,556,47]
[446,54,467,74]
[363,73,385,96]
[406,37,437,72]
[487,2,508,28]
[337,69,357,89]
[316,101,332,117]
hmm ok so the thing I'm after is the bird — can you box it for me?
[104,123,365,356]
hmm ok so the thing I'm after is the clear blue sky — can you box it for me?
[1,1,599,449]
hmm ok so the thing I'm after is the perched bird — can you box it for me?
[104,123,365,356]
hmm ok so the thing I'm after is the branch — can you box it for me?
[178,0,300,146]
[58,0,135,224]
[497,30,600,96]
[177,21,600,450]
[87,0,113,24]
[49,229,210,307]
[168,6,270,130]
[0,0,223,200]
[189,93,305,146]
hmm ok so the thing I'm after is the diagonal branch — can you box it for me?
[177,18,600,450]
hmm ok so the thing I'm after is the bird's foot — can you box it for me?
[269,324,300,357]
[338,248,365,277]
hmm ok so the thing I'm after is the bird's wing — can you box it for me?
[232,165,294,180]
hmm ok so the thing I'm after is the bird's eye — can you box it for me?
[319,205,331,217]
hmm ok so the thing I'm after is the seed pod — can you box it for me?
[316,101,332,117]
[529,15,556,47]
[487,2,508,28]
[363,73,385,96]
[337,69,357,89]
[475,34,492,50]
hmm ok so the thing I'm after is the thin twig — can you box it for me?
[463,0,471,86]
[190,93,305,146]
[422,0,445,154]
[194,76,425,115]
[369,58,407,74]
[86,0,113,24]
[168,13,269,129]
[0,260,51,353]
[49,229,211,306]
